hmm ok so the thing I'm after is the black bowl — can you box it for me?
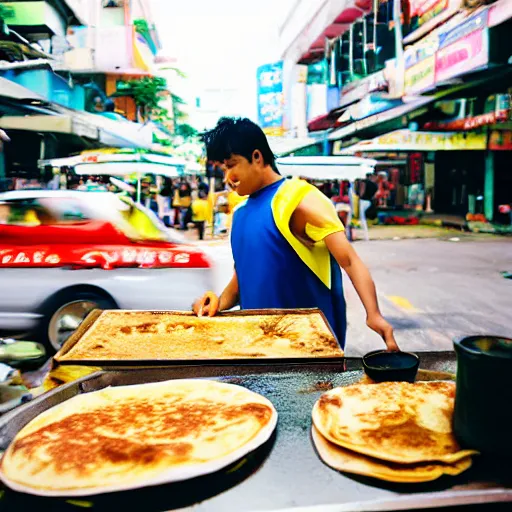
[362,350,420,383]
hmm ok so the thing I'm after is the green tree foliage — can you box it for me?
[128,76,168,121]
[176,123,197,138]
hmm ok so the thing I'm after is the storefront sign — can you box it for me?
[437,9,488,50]
[411,0,450,28]
[339,70,387,107]
[404,33,438,94]
[257,62,285,136]
[488,0,512,28]
[489,130,512,150]
[383,130,486,150]
[405,57,436,94]
[351,130,487,151]
[435,22,489,83]
[425,108,511,131]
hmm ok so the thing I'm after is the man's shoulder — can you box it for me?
[232,198,248,215]
[274,178,317,204]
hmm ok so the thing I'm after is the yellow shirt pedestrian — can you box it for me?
[191,198,209,222]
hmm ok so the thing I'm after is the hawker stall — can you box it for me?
[0,308,510,511]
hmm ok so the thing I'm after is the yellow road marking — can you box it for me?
[387,296,420,312]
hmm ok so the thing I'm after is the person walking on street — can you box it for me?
[192,117,398,352]
[191,190,209,240]
[178,181,192,231]
[358,173,378,242]
[172,180,181,227]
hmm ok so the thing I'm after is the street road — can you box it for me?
[202,237,512,356]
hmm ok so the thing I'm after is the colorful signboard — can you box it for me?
[489,130,512,151]
[435,10,489,83]
[334,130,487,154]
[339,70,387,107]
[374,130,487,150]
[488,0,512,28]
[257,62,285,136]
[404,33,438,94]
[411,0,450,28]
[425,108,511,131]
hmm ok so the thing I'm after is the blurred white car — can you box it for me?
[0,190,214,352]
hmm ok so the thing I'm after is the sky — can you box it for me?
[151,0,296,128]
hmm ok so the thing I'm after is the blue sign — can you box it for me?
[256,62,284,132]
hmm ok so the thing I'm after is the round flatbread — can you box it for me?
[0,379,277,496]
[312,381,478,464]
[312,426,472,483]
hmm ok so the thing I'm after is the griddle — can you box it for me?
[54,308,344,369]
[1,351,511,512]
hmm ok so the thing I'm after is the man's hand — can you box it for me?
[193,291,220,317]
[366,314,400,352]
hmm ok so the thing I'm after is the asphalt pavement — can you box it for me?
[201,236,512,356]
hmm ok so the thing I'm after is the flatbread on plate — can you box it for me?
[312,381,478,464]
[312,426,472,483]
[0,379,277,496]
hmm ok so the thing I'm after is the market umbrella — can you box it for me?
[275,156,376,182]
[41,149,187,203]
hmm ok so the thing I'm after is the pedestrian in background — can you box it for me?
[191,190,209,240]
[358,173,378,242]
[172,180,181,227]
[179,181,192,230]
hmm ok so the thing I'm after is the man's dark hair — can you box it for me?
[201,117,279,172]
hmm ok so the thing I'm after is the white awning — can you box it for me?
[39,151,186,169]
[276,156,376,181]
[267,136,317,156]
[0,115,99,140]
[74,162,181,178]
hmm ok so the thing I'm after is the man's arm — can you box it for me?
[219,271,240,312]
[324,232,398,351]
[291,190,399,351]
[193,271,239,316]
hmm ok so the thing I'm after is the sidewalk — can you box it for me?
[356,225,461,241]
[178,223,502,245]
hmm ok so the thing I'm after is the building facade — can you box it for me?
[0,0,167,184]
[277,0,512,224]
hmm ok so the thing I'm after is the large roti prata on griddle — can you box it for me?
[0,379,277,496]
[55,310,343,361]
[312,381,478,464]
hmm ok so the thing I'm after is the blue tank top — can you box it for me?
[231,179,347,348]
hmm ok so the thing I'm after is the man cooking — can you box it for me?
[193,117,398,351]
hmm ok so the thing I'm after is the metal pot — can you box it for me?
[453,336,512,457]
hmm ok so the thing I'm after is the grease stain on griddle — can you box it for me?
[298,381,334,394]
